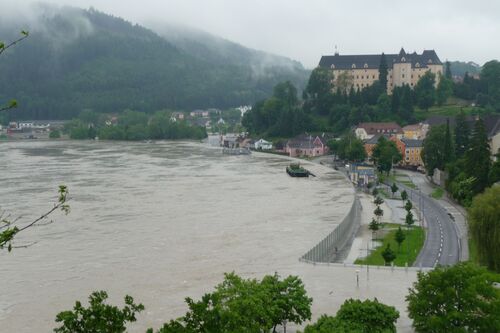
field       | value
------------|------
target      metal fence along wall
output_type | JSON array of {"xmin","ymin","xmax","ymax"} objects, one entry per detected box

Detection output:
[{"xmin": 300, "ymin": 196, "xmax": 360, "ymax": 263}]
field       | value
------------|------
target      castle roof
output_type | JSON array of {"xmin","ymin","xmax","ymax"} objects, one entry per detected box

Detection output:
[{"xmin": 319, "ymin": 49, "xmax": 442, "ymax": 70}]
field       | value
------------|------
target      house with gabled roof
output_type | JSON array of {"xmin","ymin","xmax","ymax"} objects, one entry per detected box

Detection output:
[{"xmin": 285, "ymin": 134, "xmax": 329, "ymax": 157}]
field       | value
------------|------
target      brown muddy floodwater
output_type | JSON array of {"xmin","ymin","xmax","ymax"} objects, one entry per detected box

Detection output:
[{"xmin": 0, "ymin": 140, "xmax": 416, "ymax": 332}]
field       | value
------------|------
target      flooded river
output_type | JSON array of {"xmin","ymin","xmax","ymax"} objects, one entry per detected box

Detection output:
[{"xmin": 0, "ymin": 140, "xmax": 416, "ymax": 332}]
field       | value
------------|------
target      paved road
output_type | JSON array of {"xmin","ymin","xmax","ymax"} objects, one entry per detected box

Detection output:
[{"xmin": 397, "ymin": 183, "xmax": 460, "ymax": 267}]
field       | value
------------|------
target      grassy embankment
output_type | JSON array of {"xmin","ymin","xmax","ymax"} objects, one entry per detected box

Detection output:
[
  {"xmin": 413, "ymin": 102, "xmax": 487, "ymax": 122},
  {"xmin": 355, "ymin": 223, "xmax": 425, "ymax": 267},
  {"xmin": 379, "ymin": 172, "xmax": 418, "ymax": 191},
  {"xmin": 431, "ymin": 187, "xmax": 444, "ymax": 199}
]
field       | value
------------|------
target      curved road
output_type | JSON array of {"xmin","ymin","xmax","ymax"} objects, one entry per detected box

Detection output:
[{"xmin": 398, "ymin": 184, "xmax": 460, "ymax": 267}]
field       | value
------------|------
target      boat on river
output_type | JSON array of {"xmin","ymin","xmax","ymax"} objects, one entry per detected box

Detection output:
[{"xmin": 286, "ymin": 164, "xmax": 310, "ymax": 177}]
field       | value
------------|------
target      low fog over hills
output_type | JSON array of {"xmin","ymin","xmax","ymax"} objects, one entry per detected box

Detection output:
[{"xmin": 0, "ymin": 4, "xmax": 309, "ymax": 120}]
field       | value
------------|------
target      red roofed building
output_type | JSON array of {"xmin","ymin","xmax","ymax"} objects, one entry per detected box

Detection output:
[{"xmin": 355, "ymin": 122, "xmax": 403, "ymax": 140}]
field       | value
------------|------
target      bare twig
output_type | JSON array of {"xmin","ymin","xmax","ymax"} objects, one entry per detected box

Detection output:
[
  {"xmin": 0, "ymin": 31, "xmax": 29, "ymax": 56},
  {"xmin": 0, "ymin": 31, "xmax": 29, "ymax": 113},
  {"xmin": 0, "ymin": 185, "xmax": 70, "ymax": 252},
  {"xmin": 11, "ymin": 241, "xmax": 38, "ymax": 249}
]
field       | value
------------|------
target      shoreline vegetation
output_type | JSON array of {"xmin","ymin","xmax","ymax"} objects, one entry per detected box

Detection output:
[{"xmin": 65, "ymin": 110, "xmax": 207, "ymax": 141}]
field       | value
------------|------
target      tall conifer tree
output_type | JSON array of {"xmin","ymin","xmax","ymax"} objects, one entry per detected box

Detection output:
[
  {"xmin": 454, "ymin": 111, "xmax": 470, "ymax": 157},
  {"xmin": 379, "ymin": 53, "xmax": 388, "ymax": 90},
  {"xmin": 465, "ymin": 118, "xmax": 491, "ymax": 193},
  {"xmin": 445, "ymin": 61, "xmax": 452, "ymax": 79},
  {"xmin": 444, "ymin": 119, "xmax": 455, "ymax": 163}
]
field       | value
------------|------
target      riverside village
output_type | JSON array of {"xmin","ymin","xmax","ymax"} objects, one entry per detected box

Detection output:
[{"xmin": 1, "ymin": 2, "xmax": 500, "ymax": 333}]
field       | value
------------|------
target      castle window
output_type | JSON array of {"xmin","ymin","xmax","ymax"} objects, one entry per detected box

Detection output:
[
  {"xmin": 411, "ymin": 75, "xmax": 413, "ymax": 79},
  {"xmin": 356, "ymin": 75, "xmax": 359, "ymax": 79},
  {"xmin": 352, "ymin": 64, "xmax": 356, "ymax": 68},
  {"xmin": 361, "ymin": 76, "xmax": 364, "ymax": 79},
  {"xmin": 428, "ymin": 59, "xmax": 433, "ymax": 64},
  {"xmin": 331, "ymin": 64, "xmax": 335, "ymax": 69},
  {"xmin": 411, "ymin": 83, "xmax": 414, "ymax": 86},
  {"xmin": 402, "ymin": 74, "xmax": 405, "ymax": 78},
  {"xmin": 401, "ymin": 57, "xmax": 406, "ymax": 62},
  {"xmin": 361, "ymin": 83, "xmax": 364, "ymax": 87},
  {"xmin": 373, "ymin": 75, "xmax": 375, "ymax": 79},
  {"xmin": 364, "ymin": 63, "xmax": 368, "ymax": 68},
  {"xmin": 416, "ymin": 62, "xmax": 420, "ymax": 68},
  {"xmin": 390, "ymin": 75, "xmax": 392, "ymax": 79}
]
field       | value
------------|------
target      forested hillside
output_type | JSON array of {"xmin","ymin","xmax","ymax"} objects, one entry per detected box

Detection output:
[
  {"xmin": 0, "ymin": 6, "xmax": 309, "ymax": 120},
  {"xmin": 449, "ymin": 61, "xmax": 481, "ymax": 77}
]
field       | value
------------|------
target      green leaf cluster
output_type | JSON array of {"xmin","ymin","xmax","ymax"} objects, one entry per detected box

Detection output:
[
  {"xmin": 151, "ymin": 272, "xmax": 312, "ymax": 333},
  {"xmin": 54, "ymin": 291, "xmax": 144, "ymax": 333},
  {"xmin": 302, "ymin": 298, "xmax": 399, "ymax": 333},
  {"xmin": 468, "ymin": 186, "xmax": 500, "ymax": 272},
  {"xmin": 372, "ymin": 137, "xmax": 402, "ymax": 174},
  {"xmin": 407, "ymin": 262, "xmax": 500, "ymax": 332}
]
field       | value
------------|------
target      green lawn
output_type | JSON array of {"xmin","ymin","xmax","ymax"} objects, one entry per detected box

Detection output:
[
  {"xmin": 431, "ymin": 187, "xmax": 444, "ymax": 199},
  {"xmin": 355, "ymin": 224, "xmax": 425, "ymax": 267},
  {"xmin": 413, "ymin": 104, "xmax": 487, "ymax": 122},
  {"xmin": 378, "ymin": 188, "xmax": 391, "ymax": 199}
]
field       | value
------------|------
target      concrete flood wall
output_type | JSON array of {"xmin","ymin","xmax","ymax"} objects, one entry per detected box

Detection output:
[{"xmin": 300, "ymin": 196, "xmax": 361, "ymax": 263}]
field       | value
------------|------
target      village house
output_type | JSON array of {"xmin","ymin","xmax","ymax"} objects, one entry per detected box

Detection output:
[
  {"xmin": 362, "ymin": 134, "xmax": 423, "ymax": 167},
  {"xmin": 190, "ymin": 110, "xmax": 209, "ymax": 118},
  {"xmin": 355, "ymin": 122, "xmax": 403, "ymax": 140},
  {"xmin": 348, "ymin": 163, "xmax": 376, "ymax": 187},
  {"xmin": 363, "ymin": 134, "xmax": 385, "ymax": 158},
  {"xmin": 254, "ymin": 139, "xmax": 273, "ymax": 150},
  {"xmin": 319, "ymin": 48, "xmax": 443, "ymax": 94},
  {"xmin": 401, "ymin": 138, "xmax": 424, "ymax": 167},
  {"xmin": 171, "ymin": 112, "xmax": 185, "ymax": 120},
  {"xmin": 402, "ymin": 123, "xmax": 429, "ymax": 140},
  {"xmin": 285, "ymin": 134, "xmax": 329, "ymax": 157}
]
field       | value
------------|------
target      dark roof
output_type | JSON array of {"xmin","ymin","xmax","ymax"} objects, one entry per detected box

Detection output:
[
  {"xmin": 364, "ymin": 134, "xmax": 390, "ymax": 144},
  {"xmin": 358, "ymin": 122, "xmax": 403, "ymax": 135},
  {"xmin": 319, "ymin": 48, "xmax": 442, "ymax": 70},
  {"xmin": 287, "ymin": 134, "xmax": 322, "ymax": 149},
  {"xmin": 402, "ymin": 138, "xmax": 423, "ymax": 148},
  {"xmin": 424, "ymin": 114, "xmax": 500, "ymax": 138},
  {"xmin": 483, "ymin": 115, "xmax": 500, "ymax": 138}
]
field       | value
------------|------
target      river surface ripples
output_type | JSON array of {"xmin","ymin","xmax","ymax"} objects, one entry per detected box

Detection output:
[{"xmin": 0, "ymin": 140, "xmax": 354, "ymax": 332}]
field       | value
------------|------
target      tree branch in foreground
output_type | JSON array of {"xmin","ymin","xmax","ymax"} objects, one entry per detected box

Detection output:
[{"xmin": 0, "ymin": 185, "xmax": 70, "ymax": 252}]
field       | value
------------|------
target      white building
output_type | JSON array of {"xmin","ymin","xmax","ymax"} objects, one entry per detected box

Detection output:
[{"xmin": 254, "ymin": 139, "xmax": 273, "ymax": 150}]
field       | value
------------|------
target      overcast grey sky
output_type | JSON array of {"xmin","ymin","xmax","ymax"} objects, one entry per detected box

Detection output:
[{"xmin": 3, "ymin": 0, "xmax": 500, "ymax": 68}]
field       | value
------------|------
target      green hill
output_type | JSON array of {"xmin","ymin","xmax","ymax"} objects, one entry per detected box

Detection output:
[{"xmin": 0, "ymin": 5, "xmax": 309, "ymax": 120}]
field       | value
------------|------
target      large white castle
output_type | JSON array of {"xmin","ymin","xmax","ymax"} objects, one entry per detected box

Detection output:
[{"xmin": 319, "ymin": 48, "xmax": 444, "ymax": 93}]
